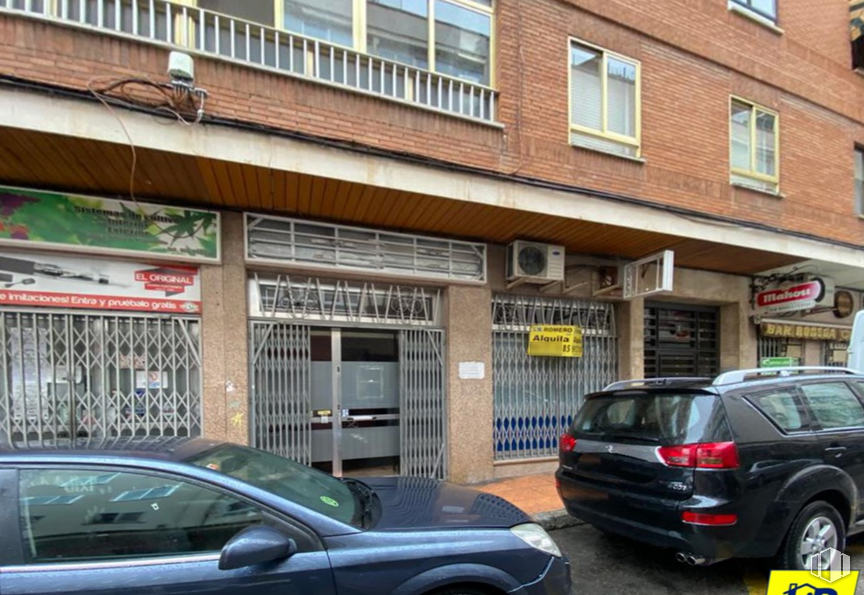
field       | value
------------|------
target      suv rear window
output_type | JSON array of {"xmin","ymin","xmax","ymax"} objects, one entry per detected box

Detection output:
[{"xmin": 572, "ymin": 392, "xmax": 726, "ymax": 445}]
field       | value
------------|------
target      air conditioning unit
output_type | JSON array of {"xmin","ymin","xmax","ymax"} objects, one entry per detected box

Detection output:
[{"xmin": 506, "ymin": 241, "xmax": 565, "ymax": 283}]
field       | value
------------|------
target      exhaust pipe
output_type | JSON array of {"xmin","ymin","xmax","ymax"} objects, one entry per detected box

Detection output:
[{"xmin": 675, "ymin": 552, "xmax": 708, "ymax": 566}]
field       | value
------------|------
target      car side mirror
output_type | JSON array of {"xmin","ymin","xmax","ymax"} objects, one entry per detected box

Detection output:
[{"xmin": 218, "ymin": 526, "xmax": 297, "ymax": 571}]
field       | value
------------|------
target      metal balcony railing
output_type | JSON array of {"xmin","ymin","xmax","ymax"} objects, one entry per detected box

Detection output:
[{"xmin": 0, "ymin": 0, "xmax": 499, "ymax": 124}]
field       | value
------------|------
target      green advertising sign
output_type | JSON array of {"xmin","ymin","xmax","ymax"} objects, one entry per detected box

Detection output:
[
  {"xmin": 0, "ymin": 186, "xmax": 220, "ymax": 262},
  {"xmin": 760, "ymin": 357, "xmax": 799, "ymax": 368}
]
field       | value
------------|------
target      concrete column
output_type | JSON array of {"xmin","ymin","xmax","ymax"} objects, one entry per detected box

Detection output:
[
  {"xmin": 803, "ymin": 340, "xmax": 822, "ymax": 366},
  {"xmin": 618, "ymin": 297, "xmax": 644, "ymax": 379},
  {"xmin": 200, "ymin": 212, "xmax": 249, "ymax": 445},
  {"xmin": 720, "ymin": 302, "xmax": 757, "ymax": 371},
  {"xmin": 446, "ymin": 284, "xmax": 494, "ymax": 484}
]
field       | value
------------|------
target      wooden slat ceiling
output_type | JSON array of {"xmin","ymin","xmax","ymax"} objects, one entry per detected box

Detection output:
[{"xmin": 0, "ymin": 127, "xmax": 802, "ymax": 275}]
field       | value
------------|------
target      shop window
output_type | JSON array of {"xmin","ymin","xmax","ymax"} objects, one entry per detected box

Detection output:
[
  {"xmin": 569, "ymin": 40, "xmax": 641, "ymax": 158},
  {"xmin": 730, "ymin": 98, "xmax": 779, "ymax": 193},
  {"xmin": 729, "ymin": 0, "xmax": 777, "ymax": 24}
]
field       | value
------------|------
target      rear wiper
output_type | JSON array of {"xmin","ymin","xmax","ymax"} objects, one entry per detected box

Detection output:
[{"xmin": 341, "ymin": 477, "xmax": 374, "ymax": 529}]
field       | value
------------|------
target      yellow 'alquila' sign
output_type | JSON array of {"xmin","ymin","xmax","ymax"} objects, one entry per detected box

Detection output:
[{"xmin": 527, "ymin": 325, "xmax": 583, "ymax": 357}]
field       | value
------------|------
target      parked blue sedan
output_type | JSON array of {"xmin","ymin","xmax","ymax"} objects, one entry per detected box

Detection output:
[{"xmin": 0, "ymin": 438, "xmax": 571, "ymax": 595}]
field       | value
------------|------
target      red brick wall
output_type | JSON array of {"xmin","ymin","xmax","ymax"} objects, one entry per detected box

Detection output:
[{"xmin": 1, "ymin": 0, "xmax": 863, "ymax": 246}]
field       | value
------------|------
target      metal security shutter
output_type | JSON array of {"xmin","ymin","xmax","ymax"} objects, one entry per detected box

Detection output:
[
  {"xmin": 0, "ymin": 311, "xmax": 202, "ymax": 444},
  {"xmin": 644, "ymin": 303, "xmax": 718, "ymax": 378},
  {"xmin": 399, "ymin": 329, "xmax": 446, "ymax": 479},
  {"xmin": 249, "ymin": 322, "xmax": 312, "ymax": 464},
  {"xmin": 492, "ymin": 296, "xmax": 618, "ymax": 461},
  {"xmin": 758, "ymin": 335, "xmax": 802, "ymax": 364}
]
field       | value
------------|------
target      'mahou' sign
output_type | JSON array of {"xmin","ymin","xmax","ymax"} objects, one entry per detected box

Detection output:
[
  {"xmin": 755, "ymin": 280, "xmax": 827, "ymax": 315},
  {"xmin": 527, "ymin": 325, "xmax": 583, "ymax": 357}
]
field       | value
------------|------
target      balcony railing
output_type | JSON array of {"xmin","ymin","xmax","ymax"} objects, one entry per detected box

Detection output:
[{"xmin": 0, "ymin": 0, "xmax": 499, "ymax": 124}]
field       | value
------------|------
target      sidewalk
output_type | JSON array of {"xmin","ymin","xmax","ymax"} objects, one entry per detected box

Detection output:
[{"xmin": 476, "ymin": 473, "xmax": 582, "ymax": 531}]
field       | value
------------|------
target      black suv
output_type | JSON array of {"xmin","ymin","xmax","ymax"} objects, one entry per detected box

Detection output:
[{"xmin": 555, "ymin": 367, "xmax": 864, "ymax": 569}]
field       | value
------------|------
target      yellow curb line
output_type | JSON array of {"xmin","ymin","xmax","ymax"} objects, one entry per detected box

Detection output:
[{"xmin": 744, "ymin": 570, "xmax": 768, "ymax": 595}]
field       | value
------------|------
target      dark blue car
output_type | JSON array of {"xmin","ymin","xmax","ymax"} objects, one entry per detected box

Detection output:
[{"xmin": 0, "ymin": 438, "xmax": 570, "ymax": 595}]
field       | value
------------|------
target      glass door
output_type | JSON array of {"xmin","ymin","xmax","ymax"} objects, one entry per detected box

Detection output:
[{"xmin": 310, "ymin": 328, "xmax": 400, "ymax": 477}]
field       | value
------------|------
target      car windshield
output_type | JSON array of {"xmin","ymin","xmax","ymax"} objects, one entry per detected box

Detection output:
[
  {"xmin": 572, "ymin": 391, "xmax": 726, "ymax": 445},
  {"xmin": 186, "ymin": 444, "xmax": 360, "ymax": 528}
]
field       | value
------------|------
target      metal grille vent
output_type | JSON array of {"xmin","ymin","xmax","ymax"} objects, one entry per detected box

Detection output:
[{"xmin": 246, "ymin": 214, "xmax": 486, "ymax": 283}]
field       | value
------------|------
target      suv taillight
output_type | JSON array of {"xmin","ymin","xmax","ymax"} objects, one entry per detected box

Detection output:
[
  {"xmin": 658, "ymin": 442, "xmax": 739, "ymax": 469},
  {"xmin": 560, "ymin": 433, "xmax": 577, "ymax": 453}
]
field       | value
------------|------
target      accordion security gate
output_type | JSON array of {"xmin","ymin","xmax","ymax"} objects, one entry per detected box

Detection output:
[
  {"xmin": 250, "ymin": 325, "xmax": 446, "ymax": 479},
  {"xmin": 0, "ymin": 310, "xmax": 202, "ymax": 443},
  {"xmin": 492, "ymin": 295, "xmax": 618, "ymax": 461}
]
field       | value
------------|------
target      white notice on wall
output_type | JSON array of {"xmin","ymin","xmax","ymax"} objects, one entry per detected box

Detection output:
[{"xmin": 459, "ymin": 362, "xmax": 485, "ymax": 380}]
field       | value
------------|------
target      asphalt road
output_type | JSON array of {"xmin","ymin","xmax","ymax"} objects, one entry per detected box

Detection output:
[{"xmin": 551, "ymin": 524, "xmax": 864, "ymax": 595}]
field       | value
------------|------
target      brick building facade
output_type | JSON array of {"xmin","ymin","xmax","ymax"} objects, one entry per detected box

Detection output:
[{"xmin": 0, "ymin": 0, "xmax": 862, "ymax": 483}]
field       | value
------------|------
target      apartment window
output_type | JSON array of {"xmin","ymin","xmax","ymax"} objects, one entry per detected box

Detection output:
[
  {"xmin": 730, "ymin": 98, "xmax": 779, "ymax": 193},
  {"xmin": 198, "ymin": 0, "xmax": 275, "ymax": 26},
  {"xmin": 284, "ymin": 0, "xmax": 354, "ymax": 48},
  {"xmin": 856, "ymin": 148, "xmax": 864, "ymax": 215},
  {"xmin": 280, "ymin": 0, "xmax": 493, "ymax": 85},
  {"xmin": 569, "ymin": 40, "xmax": 640, "ymax": 158},
  {"xmin": 729, "ymin": 0, "xmax": 777, "ymax": 23}
]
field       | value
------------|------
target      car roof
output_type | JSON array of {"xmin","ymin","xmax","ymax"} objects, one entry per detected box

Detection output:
[
  {"xmin": 598, "ymin": 368, "xmax": 864, "ymax": 396},
  {"xmin": 0, "ymin": 436, "xmax": 226, "ymax": 463}
]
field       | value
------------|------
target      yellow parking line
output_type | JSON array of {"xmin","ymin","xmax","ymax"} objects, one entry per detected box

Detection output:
[{"xmin": 744, "ymin": 570, "xmax": 768, "ymax": 595}]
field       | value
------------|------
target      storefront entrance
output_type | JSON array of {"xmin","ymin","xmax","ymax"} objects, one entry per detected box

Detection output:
[
  {"xmin": 644, "ymin": 303, "xmax": 719, "ymax": 378},
  {"xmin": 309, "ymin": 328, "xmax": 401, "ymax": 476},
  {"xmin": 248, "ymin": 275, "xmax": 447, "ymax": 479},
  {"xmin": 0, "ymin": 310, "xmax": 202, "ymax": 443}
]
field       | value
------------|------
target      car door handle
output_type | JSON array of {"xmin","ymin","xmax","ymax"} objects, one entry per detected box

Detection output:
[{"xmin": 825, "ymin": 446, "xmax": 848, "ymax": 456}]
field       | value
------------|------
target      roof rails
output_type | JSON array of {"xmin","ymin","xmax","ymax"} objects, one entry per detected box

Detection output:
[
  {"xmin": 604, "ymin": 377, "xmax": 712, "ymax": 391},
  {"xmin": 712, "ymin": 366, "xmax": 862, "ymax": 386}
]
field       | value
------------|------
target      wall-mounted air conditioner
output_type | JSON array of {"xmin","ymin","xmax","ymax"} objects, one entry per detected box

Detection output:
[{"xmin": 506, "ymin": 241, "xmax": 565, "ymax": 284}]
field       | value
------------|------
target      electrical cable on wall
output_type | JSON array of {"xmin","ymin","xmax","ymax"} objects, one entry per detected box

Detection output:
[{"xmin": 84, "ymin": 72, "xmax": 210, "ymax": 241}]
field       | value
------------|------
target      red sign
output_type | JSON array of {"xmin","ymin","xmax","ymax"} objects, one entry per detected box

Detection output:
[
  {"xmin": 0, "ymin": 291, "xmax": 201, "ymax": 313},
  {"xmin": 755, "ymin": 280, "xmax": 825, "ymax": 315},
  {"xmin": 135, "ymin": 267, "xmax": 197, "ymax": 296},
  {"xmin": 0, "ymin": 250, "xmax": 202, "ymax": 314}
]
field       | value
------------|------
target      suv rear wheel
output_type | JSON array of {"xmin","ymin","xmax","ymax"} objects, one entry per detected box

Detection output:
[{"xmin": 776, "ymin": 501, "xmax": 845, "ymax": 570}]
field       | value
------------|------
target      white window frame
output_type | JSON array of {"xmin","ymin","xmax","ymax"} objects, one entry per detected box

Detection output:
[
  {"xmin": 568, "ymin": 37, "xmax": 642, "ymax": 157},
  {"xmin": 728, "ymin": 0, "xmax": 778, "ymax": 24},
  {"xmin": 729, "ymin": 96, "xmax": 780, "ymax": 191}
]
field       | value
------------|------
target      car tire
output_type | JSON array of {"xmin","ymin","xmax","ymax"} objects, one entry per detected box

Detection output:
[{"xmin": 776, "ymin": 500, "xmax": 846, "ymax": 571}]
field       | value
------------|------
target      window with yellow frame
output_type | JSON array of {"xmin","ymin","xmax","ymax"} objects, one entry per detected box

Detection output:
[
  {"xmin": 730, "ymin": 97, "xmax": 779, "ymax": 193},
  {"xmin": 569, "ymin": 39, "xmax": 641, "ymax": 159},
  {"xmin": 195, "ymin": 0, "xmax": 494, "ymax": 86}
]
